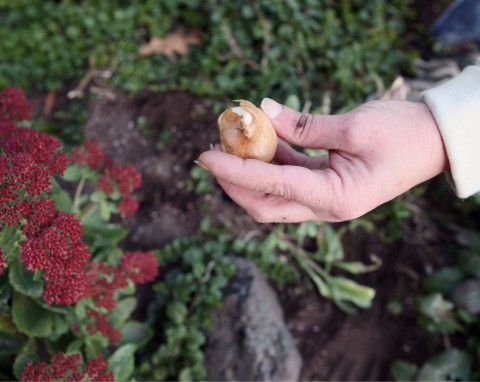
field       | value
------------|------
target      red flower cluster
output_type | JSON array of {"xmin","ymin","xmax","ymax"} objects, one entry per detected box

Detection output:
[
  {"xmin": 0, "ymin": 248, "xmax": 6, "ymax": 274},
  {"xmin": 0, "ymin": 87, "xmax": 32, "ymax": 123},
  {"xmin": 72, "ymin": 142, "xmax": 141, "ymax": 217},
  {"xmin": 83, "ymin": 251, "xmax": 158, "ymax": 344},
  {"xmin": 21, "ymin": 352, "xmax": 114, "ymax": 382},
  {"xmin": 86, "ymin": 308, "xmax": 122, "ymax": 345},
  {"xmin": 121, "ymin": 251, "xmax": 160, "ymax": 284},
  {"xmin": 0, "ymin": 87, "xmax": 90, "ymax": 304},
  {"xmin": 72, "ymin": 141, "xmax": 109, "ymax": 170},
  {"xmin": 21, "ymin": 211, "xmax": 90, "ymax": 305}
]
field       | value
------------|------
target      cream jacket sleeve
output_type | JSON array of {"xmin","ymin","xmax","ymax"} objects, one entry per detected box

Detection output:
[{"xmin": 422, "ymin": 65, "xmax": 480, "ymax": 198}]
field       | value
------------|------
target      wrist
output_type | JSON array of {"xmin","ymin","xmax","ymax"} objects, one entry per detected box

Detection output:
[{"xmin": 418, "ymin": 101, "xmax": 449, "ymax": 175}]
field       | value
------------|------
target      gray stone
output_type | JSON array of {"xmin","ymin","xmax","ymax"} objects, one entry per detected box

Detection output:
[{"xmin": 204, "ymin": 257, "xmax": 302, "ymax": 381}]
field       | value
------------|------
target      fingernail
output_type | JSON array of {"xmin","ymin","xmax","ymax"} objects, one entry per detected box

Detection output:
[
  {"xmin": 194, "ymin": 159, "xmax": 210, "ymax": 172},
  {"xmin": 261, "ymin": 98, "xmax": 282, "ymax": 119}
]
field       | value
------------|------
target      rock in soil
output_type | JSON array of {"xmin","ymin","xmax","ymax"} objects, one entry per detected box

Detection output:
[{"xmin": 204, "ymin": 256, "xmax": 302, "ymax": 381}]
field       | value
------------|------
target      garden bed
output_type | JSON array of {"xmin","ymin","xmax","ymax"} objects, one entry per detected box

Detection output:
[{"xmin": 63, "ymin": 88, "xmax": 457, "ymax": 380}]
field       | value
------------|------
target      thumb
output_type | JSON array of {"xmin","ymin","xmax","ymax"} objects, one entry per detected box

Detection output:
[{"xmin": 260, "ymin": 98, "xmax": 344, "ymax": 150}]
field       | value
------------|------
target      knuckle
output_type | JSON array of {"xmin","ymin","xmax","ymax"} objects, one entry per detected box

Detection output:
[
  {"xmin": 292, "ymin": 112, "xmax": 316, "ymax": 140},
  {"xmin": 341, "ymin": 104, "xmax": 379, "ymax": 148},
  {"xmin": 341, "ymin": 113, "xmax": 364, "ymax": 146}
]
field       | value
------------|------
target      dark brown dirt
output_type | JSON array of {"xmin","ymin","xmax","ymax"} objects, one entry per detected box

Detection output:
[{"xmin": 62, "ymin": 89, "xmax": 455, "ymax": 381}]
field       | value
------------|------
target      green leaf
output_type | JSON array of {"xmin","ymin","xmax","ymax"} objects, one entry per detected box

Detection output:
[
  {"xmin": 110, "ymin": 297, "xmax": 137, "ymax": 326},
  {"xmin": 322, "ymin": 224, "xmax": 344, "ymax": 263},
  {"xmin": 386, "ymin": 300, "xmax": 403, "ymax": 316},
  {"xmin": 13, "ymin": 353, "xmax": 38, "ymax": 380},
  {"xmin": 0, "ymin": 315, "xmax": 17, "ymax": 335},
  {"xmin": 8, "ymin": 261, "xmax": 43, "ymax": 299},
  {"xmin": 390, "ymin": 359, "xmax": 417, "ymax": 381},
  {"xmin": 422, "ymin": 267, "xmax": 464, "ymax": 295},
  {"xmin": 118, "ymin": 321, "xmax": 153, "ymax": 348},
  {"xmin": 0, "ymin": 274, "xmax": 10, "ymax": 305},
  {"xmin": 416, "ymin": 348, "xmax": 471, "ymax": 381},
  {"xmin": 48, "ymin": 314, "xmax": 70, "ymax": 341},
  {"xmin": 330, "ymin": 276, "xmax": 375, "ymax": 310},
  {"xmin": 66, "ymin": 339, "xmax": 83, "ymax": 353},
  {"xmin": 179, "ymin": 367, "xmax": 193, "ymax": 382},
  {"xmin": 458, "ymin": 251, "xmax": 480, "ymax": 278},
  {"xmin": 416, "ymin": 294, "xmax": 462, "ymax": 333},
  {"xmin": 11, "ymin": 292, "xmax": 54, "ymax": 337},
  {"xmin": 37, "ymin": 300, "xmax": 70, "ymax": 315},
  {"xmin": 74, "ymin": 298, "xmax": 87, "ymax": 321},
  {"xmin": 334, "ymin": 259, "xmax": 381, "ymax": 274},
  {"xmin": 295, "ymin": 222, "xmax": 318, "ymax": 244},
  {"xmin": 186, "ymin": 327, "xmax": 206, "ymax": 347},
  {"xmin": 83, "ymin": 223, "xmax": 128, "ymax": 248},
  {"xmin": 107, "ymin": 344, "xmax": 136, "ymax": 381},
  {"xmin": 307, "ymin": 269, "xmax": 331, "ymax": 298},
  {"xmin": 90, "ymin": 191, "xmax": 106, "ymax": 203},
  {"xmin": 416, "ymin": 294, "xmax": 454, "ymax": 322},
  {"xmin": 166, "ymin": 325, "xmax": 187, "ymax": 343},
  {"xmin": 0, "ymin": 225, "xmax": 22, "ymax": 261},
  {"xmin": 85, "ymin": 335, "xmax": 109, "ymax": 359},
  {"xmin": 62, "ymin": 163, "xmax": 82, "ymax": 181},
  {"xmin": 50, "ymin": 177, "xmax": 73, "ymax": 212},
  {"xmin": 100, "ymin": 201, "xmax": 112, "ymax": 221},
  {"xmin": 0, "ymin": 331, "xmax": 26, "ymax": 355},
  {"xmin": 166, "ymin": 300, "xmax": 188, "ymax": 325}
]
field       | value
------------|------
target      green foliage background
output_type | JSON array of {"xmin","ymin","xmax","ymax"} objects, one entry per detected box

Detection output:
[{"xmin": 0, "ymin": 0, "xmax": 413, "ymax": 110}]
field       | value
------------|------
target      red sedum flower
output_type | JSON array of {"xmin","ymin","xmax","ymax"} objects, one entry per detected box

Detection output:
[
  {"xmin": 71, "ymin": 141, "xmax": 109, "ymax": 170},
  {"xmin": 86, "ymin": 308, "xmax": 122, "ymax": 345},
  {"xmin": 0, "ymin": 87, "xmax": 32, "ymax": 123},
  {"xmin": 121, "ymin": 251, "xmax": 159, "ymax": 284},
  {"xmin": 71, "ymin": 140, "xmax": 142, "ymax": 219},
  {"xmin": 83, "ymin": 252, "xmax": 158, "ymax": 344},
  {"xmin": 20, "ymin": 211, "xmax": 90, "ymax": 304},
  {"xmin": 0, "ymin": 249, "xmax": 6, "ymax": 274},
  {"xmin": 21, "ymin": 352, "xmax": 114, "ymax": 382},
  {"xmin": 0, "ymin": 87, "xmax": 89, "ymax": 303},
  {"xmin": 118, "ymin": 196, "xmax": 139, "ymax": 217}
]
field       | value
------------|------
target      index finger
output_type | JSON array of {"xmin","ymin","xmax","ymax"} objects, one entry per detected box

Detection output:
[{"xmin": 197, "ymin": 150, "xmax": 341, "ymax": 210}]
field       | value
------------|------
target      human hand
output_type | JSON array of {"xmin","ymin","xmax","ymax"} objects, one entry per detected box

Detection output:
[{"xmin": 196, "ymin": 98, "xmax": 448, "ymax": 222}]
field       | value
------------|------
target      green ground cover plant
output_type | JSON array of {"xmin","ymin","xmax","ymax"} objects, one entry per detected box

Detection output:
[{"xmin": 0, "ymin": 0, "xmax": 414, "ymax": 110}]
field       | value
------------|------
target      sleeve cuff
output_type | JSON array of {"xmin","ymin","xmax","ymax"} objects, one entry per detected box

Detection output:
[{"xmin": 422, "ymin": 65, "xmax": 480, "ymax": 198}]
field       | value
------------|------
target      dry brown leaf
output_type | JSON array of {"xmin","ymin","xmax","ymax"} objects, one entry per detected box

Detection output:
[
  {"xmin": 42, "ymin": 90, "xmax": 57, "ymax": 116},
  {"xmin": 138, "ymin": 26, "xmax": 201, "ymax": 57}
]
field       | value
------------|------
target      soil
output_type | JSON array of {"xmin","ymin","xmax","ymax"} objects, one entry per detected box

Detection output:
[{"xmin": 54, "ymin": 88, "xmax": 454, "ymax": 381}]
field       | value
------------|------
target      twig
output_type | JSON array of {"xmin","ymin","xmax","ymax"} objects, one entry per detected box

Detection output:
[
  {"xmin": 219, "ymin": 23, "xmax": 261, "ymax": 70},
  {"xmin": 90, "ymin": 86, "xmax": 117, "ymax": 101},
  {"xmin": 200, "ymin": 260, "xmax": 216, "ymax": 283},
  {"xmin": 68, "ymin": 69, "xmax": 112, "ymax": 99}
]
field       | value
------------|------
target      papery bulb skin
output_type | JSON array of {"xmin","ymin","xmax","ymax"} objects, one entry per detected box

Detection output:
[{"xmin": 217, "ymin": 99, "xmax": 278, "ymax": 163}]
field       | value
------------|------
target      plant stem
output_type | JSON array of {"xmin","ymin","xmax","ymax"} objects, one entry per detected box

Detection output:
[
  {"xmin": 78, "ymin": 202, "xmax": 97, "ymax": 222},
  {"xmin": 72, "ymin": 175, "xmax": 86, "ymax": 212}
]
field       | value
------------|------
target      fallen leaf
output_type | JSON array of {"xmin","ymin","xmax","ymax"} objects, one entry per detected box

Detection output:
[
  {"xmin": 42, "ymin": 90, "xmax": 57, "ymax": 116},
  {"xmin": 138, "ymin": 26, "xmax": 201, "ymax": 57}
]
